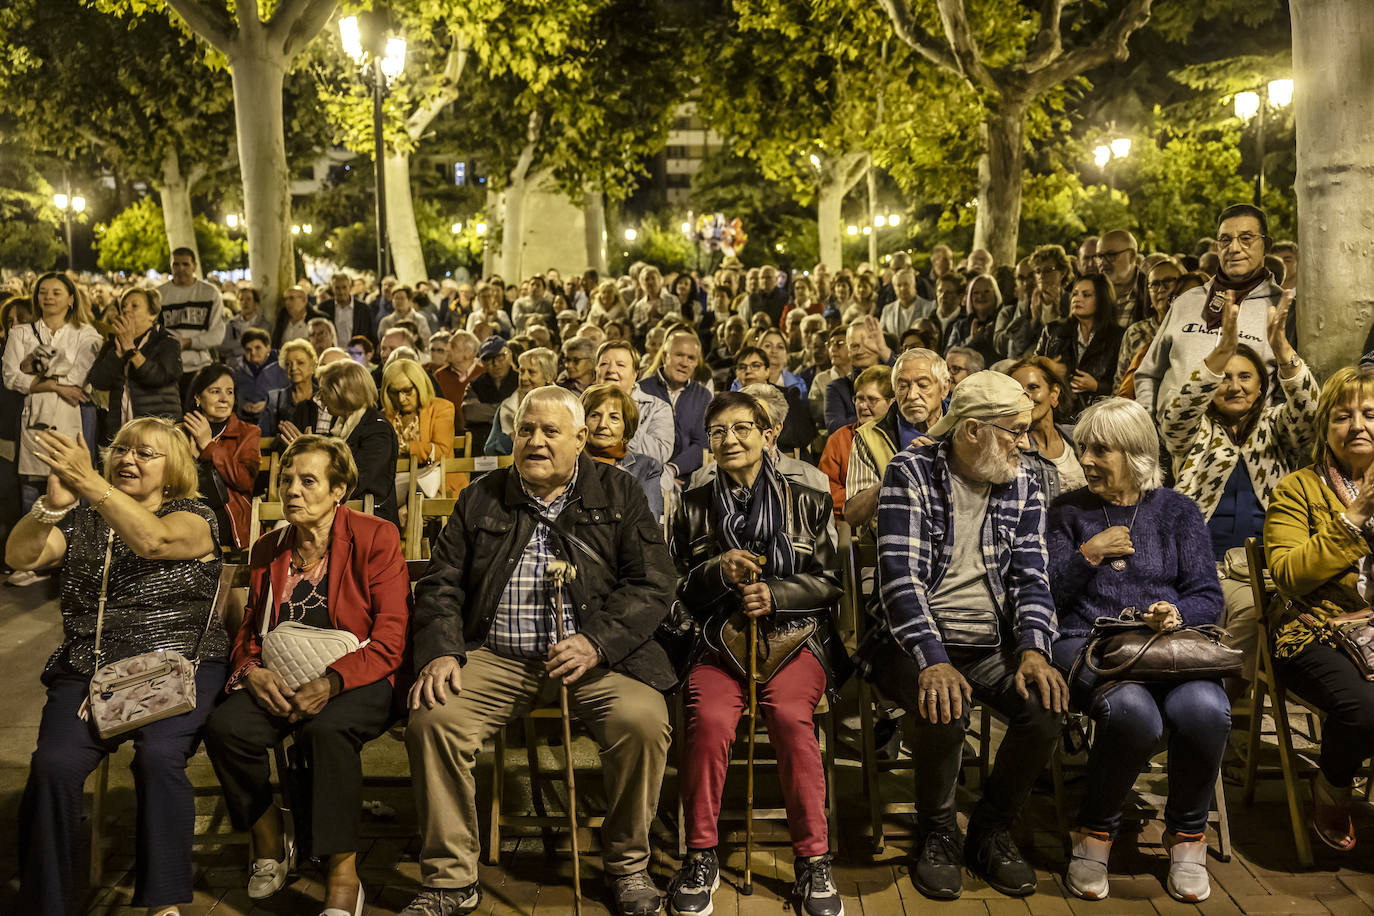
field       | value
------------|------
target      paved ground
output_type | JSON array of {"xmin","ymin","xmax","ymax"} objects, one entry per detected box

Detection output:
[{"xmin": 3, "ymin": 578, "xmax": 1374, "ymax": 915}]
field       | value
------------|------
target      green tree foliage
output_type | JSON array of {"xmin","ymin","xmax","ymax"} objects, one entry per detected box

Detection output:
[
  {"xmin": 0, "ymin": 147, "xmax": 63, "ymax": 270},
  {"xmin": 96, "ymin": 197, "xmax": 241, "ymax": 273}
]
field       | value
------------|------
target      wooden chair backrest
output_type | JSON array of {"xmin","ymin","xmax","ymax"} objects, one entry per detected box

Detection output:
[
  {"xmin": 248, "ymin": 494, "xmax": 374, "ymax": 545},
  {"xmin": 403, "ymin": 455, "xmax": 515, "ymax": 559}
]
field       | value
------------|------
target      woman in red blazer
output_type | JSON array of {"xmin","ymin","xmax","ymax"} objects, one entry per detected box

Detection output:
[
  {"xmin": 182, "ymin": 363, "xmax": 261, "ymax": 549},
  {"xmin": 204, "ymin": 435, "xmax": 411, "ymax": 916}
]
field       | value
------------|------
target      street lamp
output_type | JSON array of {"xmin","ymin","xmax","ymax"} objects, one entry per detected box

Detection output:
[
  {"xmin": 53, "ymin": 191, "xmax": 85, "ymax": 270},
  {"xmin": 339, "ymin": 11, "xmax": 407, "ymax": 280},
  {"xmin": 1234, "ymin": 79, "xmax": 1294, "ymax": 206},
  {"xmin": 1092, "ymin": 137, "xmax": 1132, "ymax": 186},
  {"xmin": 624, "ymin": 228, "xmax": 638, "ymax": 242}
]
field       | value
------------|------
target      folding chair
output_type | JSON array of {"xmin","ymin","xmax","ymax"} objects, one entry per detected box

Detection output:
[
  {"xmin": 248, "ymin": 494, "xmax": 373, "ymax": 544},
  {"xmin": 404, "ymin": 455, "xmax": 514, "ymax": 559}
]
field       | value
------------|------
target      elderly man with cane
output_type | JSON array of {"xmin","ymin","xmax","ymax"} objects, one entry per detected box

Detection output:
[{"xmin": 401, "ymin": 385, "xmax": 677, "ymax": 916}]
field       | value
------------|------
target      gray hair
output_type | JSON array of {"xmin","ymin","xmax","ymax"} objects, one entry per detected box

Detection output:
[
  {"xmin": 515, "ymin": 384, "xmax": 586, "ymax": 430},
  {"xmin": 386, "ymin": 345, "xmax": 418, "ymax": 366},
  {"xmin": 449, "ymin": 329, "xmax": 480, "ymax": 355},
  {"xmin": 740, "ymin": 382, "xmax": 788, "ymax": 429},
  {"xmin": 562, "ymin": 336, "xmax": 595, "ymax": 360},
  {"xmin": 893, "ymin": 347, "xmax": 951, "ymax": 390},
  {"xmin": 518, "ymin": 346, "xmax": 559, "ymax": 385},
  {"xmin": 945, "ymin": 345, "xmax": 985, "ymax": 372},
  {"xmin": 1074, "ymin": 397, "xmax": 1162, "ymax": 490}
]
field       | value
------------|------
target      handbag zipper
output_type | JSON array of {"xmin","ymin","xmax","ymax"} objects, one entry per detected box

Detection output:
[{"xmin": 100, "ymin": 660, "xmax": 176, "ymax": 695}]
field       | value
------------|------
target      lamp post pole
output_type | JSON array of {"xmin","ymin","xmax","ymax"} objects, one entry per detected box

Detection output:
[
  {"xmin": 372, "ymin": 57, "xmax": 389, "ymax": 281},
  {"xmin": 1254, "ymin": 82, "xmax": 1268, "ymax": 207}
]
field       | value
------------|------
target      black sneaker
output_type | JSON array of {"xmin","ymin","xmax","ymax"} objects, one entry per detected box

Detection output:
[
  {"xmin": 965, "ymin": 828, "xmax": 1037, "ymax": 897},
  {"xmin": 607, "ymin": 868, "xmax": 663, "ymax": 916},
  {"xmin": 398, "ymin": 884, "xmax": 482, "ymax": 916},
  {"xmin": 668, "ymin": 849, "xmax": 719, "ymax": 915},
  {"xmin": 911, "ymin": 831, "xmax": 963, "ymax": 899},
  {"xmin": 794, "ymin": 853, "xmax": 844, "ymax": 916}
]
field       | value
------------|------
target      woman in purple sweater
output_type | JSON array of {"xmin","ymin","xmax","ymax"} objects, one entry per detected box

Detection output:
[{"xmin": 1045, "ymin": 398, "xmax": 1227, "ymax": 905}]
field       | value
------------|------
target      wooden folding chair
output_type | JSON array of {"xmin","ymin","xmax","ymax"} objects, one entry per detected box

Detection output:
[
  {"xmin": 248, "ymin": 494, "xmax": 373, "ymax": 544},
  {"xmin": 404, "ymin": 455, "xmax": 514, "ymax": 559}
]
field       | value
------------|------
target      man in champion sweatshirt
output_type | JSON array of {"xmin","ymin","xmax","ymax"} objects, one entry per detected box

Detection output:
[{"xmin": 1135, "ymin": 204, "xmax": 1282, "ymax": 418}]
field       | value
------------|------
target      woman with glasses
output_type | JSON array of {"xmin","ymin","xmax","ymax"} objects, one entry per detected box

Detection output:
[
  {"xmin": 666, "ymin": 390, "xmax": 847, "ymax": 916},
  {"xmin": 6, "ymin": 417, "xmax": 226, "ymax": 916},
  {"xmin": 381, "ymin": 357, "xmax": 459, "ymax": 501}
]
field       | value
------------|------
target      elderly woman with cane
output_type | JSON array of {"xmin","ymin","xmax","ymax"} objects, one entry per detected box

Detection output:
[{"xmin": 667, "ymin": 389, "xmax": 847, "ymax": 916}]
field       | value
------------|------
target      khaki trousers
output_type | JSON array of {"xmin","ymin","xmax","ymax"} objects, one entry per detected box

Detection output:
[{"xmin": 405, "ymin": 647, "xmax": 671, "ymax": 888}]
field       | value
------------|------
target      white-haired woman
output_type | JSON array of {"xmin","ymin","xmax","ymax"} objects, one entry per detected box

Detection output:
[
  {"xmin": 486, "ymin": 347, "xmax": 558, "ymax": 456},
  {"xmin": 1046, "ymin": 398, "xmax": 1228, "ymax": 904}
]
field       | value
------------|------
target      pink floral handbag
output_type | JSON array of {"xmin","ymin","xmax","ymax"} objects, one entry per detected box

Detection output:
[{"xmin": 84, "ymin": 529, "xmax": 218, "ymax": 739}]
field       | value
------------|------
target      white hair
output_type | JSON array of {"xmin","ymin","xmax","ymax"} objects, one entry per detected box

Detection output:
[
  {"xmin": 518, "ymin": 346, "xmax": 559, "ymax": 385},
  {"xmin": 1074, "ymin": 397, "xmax": 1162, "ymax": 490},
  {"xmin": 515, "ymin": 385, "xmax": 586, "ymax": 430},
  {"xmin": 740, "ymin": 383, "xmax": 788, "ymax": 429},
  {"xmin": 944, "ymin": 345, "xmax": 985, "ymax": 372},
  {"xmin": 893, "ymin": 347, "xmax": 951, "ymax": 390}
]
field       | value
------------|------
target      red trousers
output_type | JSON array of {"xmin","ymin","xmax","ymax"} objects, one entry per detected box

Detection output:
[{"xmin": 681, "ymin": 648, "xmax": 829, "ymax": 857}]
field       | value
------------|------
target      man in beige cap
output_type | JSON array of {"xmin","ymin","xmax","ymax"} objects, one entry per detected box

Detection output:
[{"xmin": 856, "ymin": 370, "xmax": 1068, "ymax": 902}]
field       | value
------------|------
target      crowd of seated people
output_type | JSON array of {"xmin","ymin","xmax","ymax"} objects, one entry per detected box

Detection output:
[{"xmin": 7, "ymin": 202, "xmax": 1374, "ymax": 916}]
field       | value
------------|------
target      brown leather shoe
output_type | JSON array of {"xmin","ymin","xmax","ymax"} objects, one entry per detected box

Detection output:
[{"xmin": 1312, "ymin": 773, "xmax": 1356, "ymax": 851}]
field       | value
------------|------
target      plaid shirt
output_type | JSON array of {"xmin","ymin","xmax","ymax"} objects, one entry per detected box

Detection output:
[
  {"xmin": 858, "ymin": 440, "xmax": 1057, "ymax": 674},
  {"xmin": 487, "ymin": 467, "xmax": 580, "ymax": 660}
]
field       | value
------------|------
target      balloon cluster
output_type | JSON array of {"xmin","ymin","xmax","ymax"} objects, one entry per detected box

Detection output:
[{"xmin": 693, "ymin": 213, "xmax": 747, "ymax": 257}]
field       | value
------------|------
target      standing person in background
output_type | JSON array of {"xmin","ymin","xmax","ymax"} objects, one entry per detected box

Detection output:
[
  {"xmin": 2, "ymin": 272, "xmax": 103, "ymax": 523},
  {"xmin": 746, "ymin": 265, "xmax": 788, "ymax": 328},
  {"xmin": 220, "ymin": 286, "xmax": 271, "ymax": 364},
  {"xmin": 157, "ymin": 248, "xmax": 225, "ymax": 400},
  {"xmin": 0, "ymin": 295, "xmax": 35, "ymax": 562},
  {"xmin": 511, "ymin": 274, "xmax": 557, "ymax": 333},
  {"xmin": 809, "ymin": 329, "xmax": 851, "ymax": 430},
  {"xmin": 89, "ymin": 287, "xmax": 184, "ymax": 445},
  {"xmin": 629, "ymin": 266, "xmax": 682, "ymax": 343},
  {"xmin": 323, "ymin": 272, "xmax": 377, "ymax": 347},
  {"xmin": 272, "ymin": 285, "xmax": 323, "ymax": 348},
  {"xmin": 1093, "ymin": 230, "xmax": 1146, "ymax": 329},
  {"xmin": 880, "ymin": 269, "xmax": 931, "ymax": 344}
]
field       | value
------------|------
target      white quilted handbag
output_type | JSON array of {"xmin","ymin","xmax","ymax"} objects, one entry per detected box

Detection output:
[{"xmin": 258, "ymin": 579, "xmax": 369, "ymax": 690}]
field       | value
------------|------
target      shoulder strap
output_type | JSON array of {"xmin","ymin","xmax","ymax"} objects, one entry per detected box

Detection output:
[
  {"xmin": 518, "ymin": 501, "xmax": 614, "ymax": 579},
  {"xmin": 91, "ymin": 527, "xmax": 116, "ymax": 668}
]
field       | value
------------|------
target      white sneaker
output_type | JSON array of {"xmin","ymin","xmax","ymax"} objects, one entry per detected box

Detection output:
[
  {"xmin": 1065, "ymin": 829, "xmax": 1112, "ymax": 900},
  {"xmin": 319, "ymin": 883, "xmax": 364, "ymax": 916},
  {"xmin": 6, "ymin": 569, "xmax": 49, "ymax": 587},
  {"xmin": 1164, "ymin": 833, "xmax": 1211, "ymax": 903}
]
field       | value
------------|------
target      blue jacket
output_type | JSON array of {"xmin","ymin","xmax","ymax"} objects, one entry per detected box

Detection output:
[{"xmin": 638, "ymin": 371, "xmax": 711, "ymax": 479}]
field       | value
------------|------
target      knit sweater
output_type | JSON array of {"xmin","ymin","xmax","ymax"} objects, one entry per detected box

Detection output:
[
  {"xmin": 1160, "ymin": 361, "xmax": 1318, "ymax": 522},
  {"xmin": 1046, "ymin": 486, "xmax": 1223, "ymax": 638},
  {"xmin": 1134, "ymin": 277, "xmax": 1280, "ymax": 417}
]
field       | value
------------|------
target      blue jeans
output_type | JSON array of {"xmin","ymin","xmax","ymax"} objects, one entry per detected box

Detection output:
[{"xmin": 1054, "ymin": 637, "xmax": 1230, "ymax": 836}]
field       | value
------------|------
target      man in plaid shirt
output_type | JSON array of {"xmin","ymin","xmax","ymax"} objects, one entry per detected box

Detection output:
[{"xmin": 858, "ymin": 371, "xmax": 1069, "ymax": 903}]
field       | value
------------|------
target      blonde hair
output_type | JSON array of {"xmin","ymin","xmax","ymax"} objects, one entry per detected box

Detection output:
[
  {"xmin": 278, "ymin": 338, "xmax": 318, "ymax": 368},
  {"xmin": 119, "ymin": 286, "xmax": 162, "ymax": 317},
  {"xmin": 1314, "ymin": 365, "xmax": 1374, "ymax": 466},
  {"xmin": 103, "ymin": 417, "xmax": 199, "ymax": 499},
  {"xmin": 380, "ymin": 357, "xmax": 434, "ymax": 419},
  {"xmin": 317, "ymin": 357, "xmax": 378, "ymax": 414}
]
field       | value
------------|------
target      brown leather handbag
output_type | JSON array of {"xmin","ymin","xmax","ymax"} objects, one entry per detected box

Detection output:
[
  {"xmin": 702, "ymin": 610, "xmax": 817, "ymax": 684},
  {"xmin": 1070, "ymin": 609, "xmax": 1243, "ymax": 687}
]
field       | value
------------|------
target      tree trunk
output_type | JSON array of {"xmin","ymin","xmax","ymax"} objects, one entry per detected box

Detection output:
[
  {"xmin": 157, "ymin": 148, "xmax": 199, "ymax": 265},
  {"xmin": 1291, "ymin": 0, "xmax": 1374, "ymax": 375},
  {"xmin": 973, "ymin": 100, "xmax": 1027, "ymax": 269},
  {"xmin": 501, "ymin": 174, "xmax": 528, "ymax": 282},
  {"xmin": 817, "ymin": 179, "xmax": 846, "ymax": 273},
  {"xmin": 483, "ymin": 187, "xmax": 502, "ymax": 277},
  {"xmin": 384, "ymin": 149, "xmax": 427, "ymax": 284},
  {"xmin": 227, "ymin": 49, "xmax": 293, "ymax": 318},
  {"xmin": 866, "ymin": 163, "xmax": 879, "ymax": 268},
  {"xmin": 583, "ymin": 190, "xmax": 607, "ymax": 275}
]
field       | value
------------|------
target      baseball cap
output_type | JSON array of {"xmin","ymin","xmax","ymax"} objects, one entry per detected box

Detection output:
[{"xmin": 926, "ymin": 370, "xmax": 1033, "ymax": 438}]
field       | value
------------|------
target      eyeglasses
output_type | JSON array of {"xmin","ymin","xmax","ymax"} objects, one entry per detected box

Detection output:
[
  {"xmin": 706, "ymin": 420, "xmax": 760, "ymax": 444},
  {"xmin": 1147, "ymin": 278, "xmax": 1178, "ymax": 291},
  {"xmin": 1217, "ymin": 233, "xmax": 1264, "ymax": 249},
  {"xmin": 109, "ymin": 445, "xmax": 165, "ymax": 463},
  {"xmin": 1094, "ymin": 249, "xmax": 1134, "ymax": 262},
  {"xmin": 981, "ymin": 421, "xmax": 1031, "ymax": 441},
  {"xmin": 854, "ymin": 395, "xmax": 889, "ymax": 407},
  {"xmin": 736, "ymin": 360, "xmax": 766, "ymax": 372}
]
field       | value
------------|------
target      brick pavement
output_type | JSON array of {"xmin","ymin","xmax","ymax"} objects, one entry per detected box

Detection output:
[{"xmin": 3, "ymin": 581, "xmax": 1374, "ymax": 915}]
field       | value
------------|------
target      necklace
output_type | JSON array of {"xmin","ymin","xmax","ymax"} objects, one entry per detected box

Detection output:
[
  {"xmin": 291, "ymin": 548, "xmax": 325, "ymax": 572},
  {"xmin": 1101, "ymin": 495, "xmax": 1143, "ymax": 571}
]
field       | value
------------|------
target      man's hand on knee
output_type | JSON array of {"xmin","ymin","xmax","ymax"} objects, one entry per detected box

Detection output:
[
  {"xmin": 1015, "ymin": 649, "xmax": 1068, "ymax": 714},
  {"xmin": 917, "ymin": 662, "xmax": 973, "ymax": 724},
  {"xmin": 410, "ymin": 656, "xmax": 463, "ymax": 710}
]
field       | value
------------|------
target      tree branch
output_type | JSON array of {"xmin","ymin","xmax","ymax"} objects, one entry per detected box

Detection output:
[
  {"xmin": 875, "ymin": 0, "xmax": 959, "ymax": 74},
  {"xmin": 1023, "ymin": 0, "xmax": 1064, "ymax": 72},
  {"xmin": 163, "ymin": 0, "xmax": 235, "ymax": 55},
  {"xmin": 509, "ymin": 109, "xmax": 543, "ymax": 186},
  {"xmin": 405, "ymin": 36, "xmax": 468, "ymax": 141},
  {"xmin": 934, "ymin": 0, "xmax": 995, "ymax": 91},
  {"xmin": 271, "ymin": 0, "xmax": 339, "ymax": 60},
  {"xmin": 838, "ymin": 150, "xmax": 870, "ymax": 194},
  {"xmin": 1026, "ymin": 0, "xmax": 1154, "ymax": 93}
]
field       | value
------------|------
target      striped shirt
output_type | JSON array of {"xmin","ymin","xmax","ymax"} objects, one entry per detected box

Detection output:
[
  {"xmin": 857, "ymin": 440, "xmax": 1057, "ymax": 674},
  {"xmin": 487, "ymin": 467, "xmax": 580, "ymax": 659}
]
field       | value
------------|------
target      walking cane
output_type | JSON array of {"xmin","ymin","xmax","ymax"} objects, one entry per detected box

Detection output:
[
  {"xmin": 547, "ymin": 560, "xmax": 582, "ymax": 916},
  {"xmin": 742, "ymin": 555, "xmax": 765, "ymax": 896}
]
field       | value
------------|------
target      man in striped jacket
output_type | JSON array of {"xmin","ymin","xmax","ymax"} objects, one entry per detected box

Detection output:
[{"xmin": 857, "ymin": 371, "xmax": 1068, "ymax": 903}]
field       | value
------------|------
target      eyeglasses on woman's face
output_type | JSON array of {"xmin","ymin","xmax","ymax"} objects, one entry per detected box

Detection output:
[
  {"xmin": 706, "ymin": 420, "xmax": 760, "ymax": 445},
  {"xmin": 109, "ymin": 444, "xmax": 165, "ymax": 463}
]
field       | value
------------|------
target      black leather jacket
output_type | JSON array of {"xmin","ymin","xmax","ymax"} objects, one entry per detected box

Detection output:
[
  {"xmin": 670, "ymin": 473, "xmax": 850, "ymax": 684},
  {"xmin": 412, "ymin": 456, "xmax": 677, "ymax": 690}
]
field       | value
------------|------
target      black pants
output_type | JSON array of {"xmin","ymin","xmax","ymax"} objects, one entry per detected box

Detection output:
[
  {"xmin": 204, "ymin": 679, "xmax": 394, "ymax": 857},
  {"xmin": 868, "ymin": 639, "xmax": 1062, "ymax": 836},
  {"xmin": 1277, "ymin": 642, "xmax": 1374, "ymax": 786},
  {"xmin": 18, "ymin": 663, "xmax": 226, "ymax": 916}
]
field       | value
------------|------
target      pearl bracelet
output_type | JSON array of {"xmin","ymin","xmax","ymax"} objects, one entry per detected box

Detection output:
[{"xmin": 30, "ymin": 495, "xmax": 74, "ymax": 525}]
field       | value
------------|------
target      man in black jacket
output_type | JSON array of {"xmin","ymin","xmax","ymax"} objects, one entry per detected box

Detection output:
[{"xmin": 403, "ymin": 386, "xmax": 674, "ymax": 916}]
